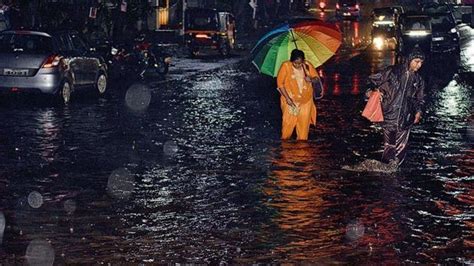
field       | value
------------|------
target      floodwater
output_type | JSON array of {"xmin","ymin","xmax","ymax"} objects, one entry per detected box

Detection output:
[{"xmin": 0, "ymin": 6, "xmax": 473, "ymax": 266}]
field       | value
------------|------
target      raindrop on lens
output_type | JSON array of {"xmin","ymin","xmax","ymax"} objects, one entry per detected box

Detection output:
[
  {"xmin": 63, "ymin": 199, "xmax": 77, "ymax": 214},
  {"xmin": 107, "ymin": 168, "xmax": 135, "ymax": 200},
  {"xmin": 346, "ymin": 220, "xmax": 365, "ymax": 242},
  {"xmin": 163, "ymin": 140, "xmax": 178, "ymax": 156},
  {"xmin": 0, "ymin": 212, "xmax": 5, "ymax": 244},
  {"xmin": 26, "ymin": 239, "xmax": 55, "ymax": 266},
  {"xmin": 27, "ymin": 191, "xmax": 43, "ymax": 209},
  {"xmin": 125, "ymin": 82, "xmax": 152, "ymax": 112}
]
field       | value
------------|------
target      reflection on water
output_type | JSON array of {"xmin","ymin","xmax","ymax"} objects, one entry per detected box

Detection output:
[
  {"xmin": 263, "ymin": 142, "xmax": 344, "ymax": 262},
  {"xmin": 351, "ymin": 73, "xmax": 360, "ymax": 95},
  {"xmin": 260, "ymin": 142, "xmax": 404, "ymax": 263},
  {"xmin": 339, "ymin": 20, "xmax": 366, "ymax": 49},
  {"xmin": 436, "ymin": 79, "xmax": 470, "ymax": 118}
]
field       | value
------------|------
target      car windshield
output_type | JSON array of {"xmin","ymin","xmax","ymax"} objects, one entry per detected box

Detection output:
[
  {"xmin": 341, "ymin": 0, "xmax": 357, "ymax": 5},
  {"xmin": 424, "ymin": 5, "xmax": 450, "ymax": 14},
  {"xmin": 430, "ymin": 14, "xmax": 455, "ymax": 32},
  {"xmin": 186, "ymin": 10, "xmax": 219, "ymax": 31},
  {"xmin": 404, "ymin": 17, "xmax": 431, "ymax": 31},
  {"xmin": 373, "ymin": 9, "xmax": 395, "ymax": 21},
  {"xmin": 0, "ymin": 33, "xmax": 53, "ymax": 53}
]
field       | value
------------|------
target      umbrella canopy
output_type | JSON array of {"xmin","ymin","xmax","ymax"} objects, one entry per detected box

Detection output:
[{"xmin": 251, "ymin": 20, "xmax": 342, "ymax": 77}]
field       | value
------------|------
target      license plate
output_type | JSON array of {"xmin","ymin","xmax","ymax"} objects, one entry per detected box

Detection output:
[
  {"xmin": 432, "ymin": 37, "xmax": 444, "ymax": 41},
  {"xmin": 343, "ymin": 12, "xmax": 351, "ymax": 16},
  {"xmin": 3, "ymin": 68, "xmax": 29, "ymax": 76}
]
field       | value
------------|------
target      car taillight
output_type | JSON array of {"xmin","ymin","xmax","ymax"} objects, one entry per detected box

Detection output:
[
  {"xmin": 355, "ymin": 4, "xmax": 359, "ymax": 9},
  {"xmin": 42, "ymin": 55, "xmax": 62, "ymax": 68},
  {"xmin": 196, "ymin": 34, "xmax": 211, "ymax": 39},
  {"xmin": 336, "ymin": 3, "xmax": 340, "ymax": 9}
]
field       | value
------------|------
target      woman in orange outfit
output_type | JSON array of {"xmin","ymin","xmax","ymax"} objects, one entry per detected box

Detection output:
[{"xmin": 277, "ymin": 49, "xmax": 319, "ymax": 140}]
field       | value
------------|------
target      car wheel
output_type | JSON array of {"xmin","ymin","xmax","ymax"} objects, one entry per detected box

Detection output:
[
  {"xmin": 395, "ymin": 52, "xmax": 404, "ymax": 64},
  {"xmin": 59, "ymin": 80, "xmax": 72, "ymax": 104},
  {"xmin": 397, "ymin": 39, "xmax": 404, "ymax": 54},
  {"xmin": 189, "ymin": 47, "xmax": 199, "ymax": 58},
  {"xmin": 156, "ymin": 61, "xmax": 169, "ymax": 75},
  {"xmin": 95, "ymin": 72, "xmax": 107, "ymax": 95},
  {"xmin": 219, "ymin": 41, "xmax": 230, "ymax": 57}
]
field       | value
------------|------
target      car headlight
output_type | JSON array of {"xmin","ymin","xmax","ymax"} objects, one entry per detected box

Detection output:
[
  {"xmin": 450, "ymin": 28, "xmax": 457, "ymax": 33},
  {"xmin": 373, "ymin": 37, "xmax": 384, "ymax": 50}
]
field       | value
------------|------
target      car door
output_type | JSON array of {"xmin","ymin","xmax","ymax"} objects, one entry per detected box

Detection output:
[
  {"xmin": 69, "ymin": 32, "xmax": 96, "ymax": 85},
  {"xmin": 56, "ymin": 33, "xmax": 84, "ymax": 85}
]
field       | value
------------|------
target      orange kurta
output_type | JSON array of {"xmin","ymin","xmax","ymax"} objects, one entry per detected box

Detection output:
[{"xmin": 277, "ymin": 61, "xmax": 318, "ymax": 140}]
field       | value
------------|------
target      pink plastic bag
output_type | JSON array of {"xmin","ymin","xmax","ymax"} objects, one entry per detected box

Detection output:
[{"xmin": 362, "ymin": 91, "xmax": 384, "ymax": 122}]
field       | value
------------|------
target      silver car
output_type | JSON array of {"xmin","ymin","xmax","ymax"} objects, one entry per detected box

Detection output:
[{"xmin": 0, "ymin": 30, "xmax": 108, "ymax": 103}]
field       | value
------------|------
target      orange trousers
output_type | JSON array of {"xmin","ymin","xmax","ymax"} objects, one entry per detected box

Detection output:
[{"xmin": 280, "ymin": 97, "xmax": 317, "ymax": 140}]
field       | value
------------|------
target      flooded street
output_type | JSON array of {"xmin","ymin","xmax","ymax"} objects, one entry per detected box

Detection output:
[{"xmin": 1, "ymin": 4, "xmax": 473, "ymax": 265}]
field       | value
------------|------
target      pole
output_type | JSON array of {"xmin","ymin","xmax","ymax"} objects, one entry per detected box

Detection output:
[{"xmin": 290, "ymin": 29, "xmax": 298, "ymax": 49}]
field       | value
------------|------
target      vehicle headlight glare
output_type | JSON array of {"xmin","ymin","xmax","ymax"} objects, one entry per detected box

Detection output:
[{"xmin": 373, "ymin": 37, "xmax": 384, "ymax": 50}]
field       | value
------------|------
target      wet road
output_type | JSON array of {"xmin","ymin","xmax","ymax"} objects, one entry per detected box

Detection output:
[{"xmin": 1, "ymin": 5, "xmax": 473, "ymax": 266}]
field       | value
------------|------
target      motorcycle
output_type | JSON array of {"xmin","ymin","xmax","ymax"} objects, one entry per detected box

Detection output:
[{"xmin": 107, "ymin": 35, "xmax": 172, "ymax": 80}]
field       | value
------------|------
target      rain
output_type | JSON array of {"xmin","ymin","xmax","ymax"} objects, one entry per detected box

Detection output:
[{"xmin": 0, "ymin": 0, "xmax": 472, "ymax": 264}]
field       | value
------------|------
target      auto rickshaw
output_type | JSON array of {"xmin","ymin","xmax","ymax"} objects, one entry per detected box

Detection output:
[
  {"xmin": 184, "ymin": 8, "xmax": 235, "ymax": 57},
  {"xmin": 371, "ymin": 7, "xmax": 403, "ymax": 50}
]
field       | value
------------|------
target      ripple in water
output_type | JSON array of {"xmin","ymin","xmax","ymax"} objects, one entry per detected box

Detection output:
[
  {"xmin": 125, "ymin": 82, "xmax": 152, "ymax": 112},
  {"xmin": 25, "ymin": 239, "xmax": 55, "ymax": 266},
  {"xmin": 27, "ymin": 191, "xmax": 43, "ymax": 209},
  {"xmin": 107, "ymin": 168, "xmax": 135, "ymax": 200}
]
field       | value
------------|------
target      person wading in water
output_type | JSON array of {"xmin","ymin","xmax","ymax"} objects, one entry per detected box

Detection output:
[{"xmin": 276, "ymin": 49, "xmax": 320, "ymax": 140}]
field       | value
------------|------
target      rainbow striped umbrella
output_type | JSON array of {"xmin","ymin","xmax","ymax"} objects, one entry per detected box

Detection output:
[{"xmin": 251, "ymin": 20, "xmax": 342, "ymax": 77}]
